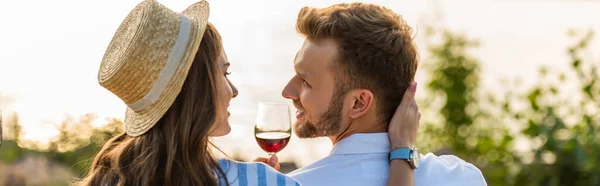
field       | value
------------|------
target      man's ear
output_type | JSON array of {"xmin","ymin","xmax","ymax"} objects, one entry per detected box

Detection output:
[{"xmin": 347, "ymin": 89, "xmax": 374, "ymax": 119}]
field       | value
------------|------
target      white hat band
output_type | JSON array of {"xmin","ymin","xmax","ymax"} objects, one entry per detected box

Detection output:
[{"xmin": 127, "ymin": 14, "xmax": 192, "ymax": 112}]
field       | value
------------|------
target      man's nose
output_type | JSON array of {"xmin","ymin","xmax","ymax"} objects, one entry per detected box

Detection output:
[{"xmin": 282, "ymin": 79, "xmax": 299, "ymax": 100}]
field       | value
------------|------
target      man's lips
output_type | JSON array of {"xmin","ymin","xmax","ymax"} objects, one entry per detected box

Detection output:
[
  {"xmin": 293, "ymin": 101, "xmax": 305, "ymax": 119},
  {"xmin": 296, "ymin": 110, "xmax": 305, "ymax": 119}
]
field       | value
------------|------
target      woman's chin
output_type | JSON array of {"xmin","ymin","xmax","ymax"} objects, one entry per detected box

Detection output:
[{"xmin": 210, "ymin": 123, "xmax": 231, "ymax": 137}]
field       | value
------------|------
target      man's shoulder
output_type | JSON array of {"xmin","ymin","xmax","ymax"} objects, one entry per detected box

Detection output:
[
  {"xmin": 287, "ymin": 155, "xmax": 339, "ymax": 178},
  {"xmin": 417, "ymin": 153, "xmax": 487, "ymax": 186},
  {"xmin": 288, "ymin": 154, "xmax": 389, "ymax": 186},
  {"xmin": 287, "ymin": 151, "xmax": 487, "ymax": 186}
]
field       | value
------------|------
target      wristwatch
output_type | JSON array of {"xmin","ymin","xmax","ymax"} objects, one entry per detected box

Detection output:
[{"xmin": 389, "ymin": 146, "xmax": 420, "ymax": 169}]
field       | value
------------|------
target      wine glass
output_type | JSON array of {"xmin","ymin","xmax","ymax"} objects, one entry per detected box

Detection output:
[{"xmin": 254, "ymin": 101, "xmax": 292, "ymax": 156}]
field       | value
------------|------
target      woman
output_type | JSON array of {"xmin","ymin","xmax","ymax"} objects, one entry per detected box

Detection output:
[{"xmin": 78, "ymin": 0, "xmax": 420, "ymax": 185}]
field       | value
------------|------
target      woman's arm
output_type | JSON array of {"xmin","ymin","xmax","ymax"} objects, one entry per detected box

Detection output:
[
  {"xmin": 388, "ymin": 160, "xmax": 415, "ymax": 186},
  {"xmin": 387, "ymin": 82, "xmax": 420, "ymax": 186}
]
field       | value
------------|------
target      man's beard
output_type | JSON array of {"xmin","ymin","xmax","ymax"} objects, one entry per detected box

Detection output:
[{"xmin": 293, "ymin": 89, "xmax": 346, "ymax": 138}]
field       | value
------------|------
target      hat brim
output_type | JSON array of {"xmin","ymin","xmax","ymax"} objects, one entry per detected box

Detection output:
[{"xmin": 123, "ymin": 1, "xmax": 210, "ymax": 137}]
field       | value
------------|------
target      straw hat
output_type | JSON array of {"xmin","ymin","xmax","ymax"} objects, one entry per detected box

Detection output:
[{"xmin": 98, "ymin": 0, "xmax": 210, "ymax": 136}]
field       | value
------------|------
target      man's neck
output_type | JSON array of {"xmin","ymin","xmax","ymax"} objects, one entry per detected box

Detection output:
[{"xmin": 329, "ymin": 120, "xmax": 387, "ymax": 145}]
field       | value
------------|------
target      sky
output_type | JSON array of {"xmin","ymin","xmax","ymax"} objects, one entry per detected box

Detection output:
[{"xmin": 1, "ymin": 0, "xmax": 599, "ymax": 166}]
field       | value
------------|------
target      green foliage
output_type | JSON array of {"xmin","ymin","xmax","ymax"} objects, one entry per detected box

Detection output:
[
  {"xmin": 422, "ymin": 29, "xmax": 518, "ymax": 185},
  {"xmin": 423, "ymin": 30, "xmax": 481, "ymax": 152},
  {"xmin": 422, "ymin": 28, "xmax": 599, "ymax": 186},
  {"xmin": 0, "ymin": 113, "xmax": 124, "ymax": 181},
  {"xmin": 45, "ymin": 116, "xmax": 124, "ymax": 176},
  {"xmin": 505, "ymin": 30, "xmax": 600, "ymax": 186}
]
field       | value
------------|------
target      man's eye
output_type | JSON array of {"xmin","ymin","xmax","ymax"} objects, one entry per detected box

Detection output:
[{"xmin": 303, "ymin": 80, "xmax": 311, "ymax": 87}]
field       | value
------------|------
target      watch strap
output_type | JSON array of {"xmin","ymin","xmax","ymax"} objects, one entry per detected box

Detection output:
[{"xmin": 389, "ymin": 147, "xmax": 411, "ymax": 162}]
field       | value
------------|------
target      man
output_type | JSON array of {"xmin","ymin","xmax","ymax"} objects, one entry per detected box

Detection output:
[{"xmin": 281, "ymin": 3, "xmax": 487, "ymax": 186}]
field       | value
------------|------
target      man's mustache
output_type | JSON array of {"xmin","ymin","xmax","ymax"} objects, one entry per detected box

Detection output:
[{"xmin": 293, "ymin": 100, "xmax": 304, "ymax": 111}]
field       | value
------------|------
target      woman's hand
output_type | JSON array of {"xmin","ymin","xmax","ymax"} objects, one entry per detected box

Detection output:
[
  {"xmin": 253, "ymin": 155, "xmax": 280, "ymax": 171},
  {"xmin": 388, "ymin": 82, "xmax": 420, "ymax": 150},
  {"xmin": 386, "ymin": 82, "xmax": 420, "ymax": 186}
]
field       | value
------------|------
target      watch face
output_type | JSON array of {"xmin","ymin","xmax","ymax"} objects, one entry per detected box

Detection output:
[{"xmin": 411, "ymin": 148, "xmax": 420, "ymax": 168}]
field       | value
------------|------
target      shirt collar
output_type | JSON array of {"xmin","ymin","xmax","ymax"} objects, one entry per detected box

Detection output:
[{"xmin": 329, "ymin": 133, "xmax": 390, "ymax": 155}]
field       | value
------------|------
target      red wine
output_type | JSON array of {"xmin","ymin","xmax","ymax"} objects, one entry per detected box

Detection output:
[{"xmin": 255, "ymin": 132, "xmax": 291, "ymax": 153}]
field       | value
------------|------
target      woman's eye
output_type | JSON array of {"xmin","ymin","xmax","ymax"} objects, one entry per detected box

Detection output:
[{"xmin": 225, "ymin": 72, "xmax": 232, "ymax": 76}]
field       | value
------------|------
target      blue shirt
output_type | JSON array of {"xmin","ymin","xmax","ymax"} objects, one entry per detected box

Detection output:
[
  {"xmin": 288, "ymin": 133, "xmax": 487, "ymax": 186},
  {"xmin": 218, "ymin": 159, "xmax": 301, "ymax": 186}
]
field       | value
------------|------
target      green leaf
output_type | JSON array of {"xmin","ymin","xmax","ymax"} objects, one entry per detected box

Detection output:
[
  {"xmin": 559, "ymin": 73, "xmax": 567, "ymax": 82},
  {"xmin": 539, "ymin": 66, "xmax": 548, "ymax": 77},
  {"xmin": 524, "ymin": 119, "xmax": 540, "ymax": 136},
  {"xmin": 528, "ymin": 88, "xmax": 542, "ymax": 111},
  {"xmin": 572, "ymin": 59, "xmax": 581, "ymax": 68},
  {"xmin": 583, "ymin": 84, "xmax": 593, "ymax": 99},
  {"xmin": 550, "ymin": 86, "xmax": 558, "ymax": 95}
]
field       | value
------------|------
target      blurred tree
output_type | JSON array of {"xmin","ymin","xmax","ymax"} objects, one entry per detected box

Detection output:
[
  {"xmin": 45, "ymin": 115, "xmax": 124, "ymax": 177},
  {"xmin": 421, "ymin": 29, "xmax": 518, "ymax": 185},
  {"xmin": 421, "ymin": 27, "xmax": 599, "ymax": 186},
  {"xmin": 503, "ymin": 30, "xmax": 600, "ymax": 186},
  {"xmin": 0, "ymin": 113, "xmax": 124, "ymax": 181},
  {"xmin": 421, "ymin": 29, "xmax": 481, "ymax": 153},
  {"xmin": 0, "ymin": 113, "xmax": 26, "ymax": 162}
]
